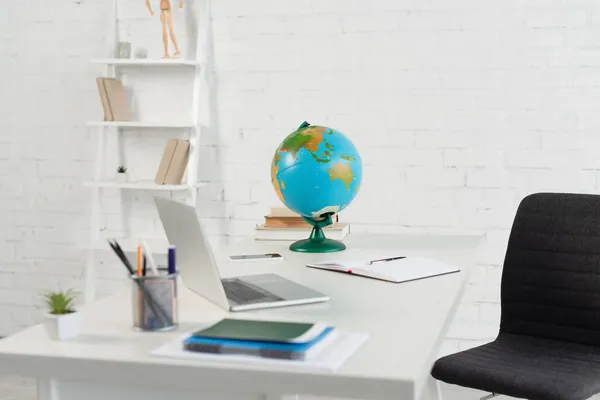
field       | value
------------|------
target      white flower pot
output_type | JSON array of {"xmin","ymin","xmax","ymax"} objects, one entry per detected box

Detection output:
[
  {"xmin": 115, "ymin": 173, "xmax": 128, "ymax": 183},
  {"xmin": 45, "ymin": 312, "xmax": 80, "ymax": 341}
]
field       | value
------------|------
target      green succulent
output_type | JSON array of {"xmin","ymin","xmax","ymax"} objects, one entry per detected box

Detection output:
[
  {"xmin": 44, "ymin": 289, "xmax": 76, "ymax": 315},
  {"xmin": 117, "ymin": 165, "xmax": 127, "ymax": 173}
]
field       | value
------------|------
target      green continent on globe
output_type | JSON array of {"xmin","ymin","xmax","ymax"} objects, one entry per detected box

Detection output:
[
  {"xmin": 278, "ymin": 126, "xmax": 326, "ymax": 159},
  {"xmin": 270, "ymin": 161, "xmax": 285, "ymax": 203},
  {"xmin": 328, "ymin": 162, "xmax": 354, "ymax": 190}
]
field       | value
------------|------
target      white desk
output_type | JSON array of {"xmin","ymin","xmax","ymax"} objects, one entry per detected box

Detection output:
[{"xmin": 0, "ymin": 233, "xmax": 480, "ymax": 400}]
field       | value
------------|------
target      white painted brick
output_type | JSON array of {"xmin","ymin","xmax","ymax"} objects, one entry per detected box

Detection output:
[
  {"xmin": 466, "ymin": 168, "xmax": 511, "ymax": 189},
  {"xmin": 505, "ymin": 150, "xmax": 583, "ymax": 169},
  {"xmin": 479, "ymin": 302, "xmax": 502, "ymax": 325},
  {"xmin": 443, "ymin": 149, "xmax": 504, "ymax": 169},
  {"xmin": 405, "ymin": 167, "xmax": 465, "ymax": 188}
]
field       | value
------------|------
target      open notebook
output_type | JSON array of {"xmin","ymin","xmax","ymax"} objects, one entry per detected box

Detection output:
[{"xmin": 307, "ymin": 256, "xmax": 459, "ymax": 283}]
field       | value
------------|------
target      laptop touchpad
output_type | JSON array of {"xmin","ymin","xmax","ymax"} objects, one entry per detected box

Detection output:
[{"xmin": 239, "ymin": 274, "xmax": 320, "ymax": 300}]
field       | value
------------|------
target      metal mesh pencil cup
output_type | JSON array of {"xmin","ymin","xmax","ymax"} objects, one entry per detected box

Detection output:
[{"xmin": 131, "ymin": 273, "xmax": 179, "ymax": 332}]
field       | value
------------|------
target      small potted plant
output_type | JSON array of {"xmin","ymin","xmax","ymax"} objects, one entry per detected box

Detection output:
[
  {"xmin": 115, "ymin": 165, "xmax": 128, "ymax": 182},
  {"xmin": 44, "ymin": 289, "xmax": 79, "ymax": 341}
]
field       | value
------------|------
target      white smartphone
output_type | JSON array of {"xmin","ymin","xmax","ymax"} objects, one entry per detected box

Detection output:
[{"xmin": 229, "ymin": 253, "xmax": 284, "ymax": 261}]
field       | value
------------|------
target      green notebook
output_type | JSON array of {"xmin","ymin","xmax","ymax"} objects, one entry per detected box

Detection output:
[{"xmin": 192, "ymin": 318, "xmax": 327, "ymax": 344}]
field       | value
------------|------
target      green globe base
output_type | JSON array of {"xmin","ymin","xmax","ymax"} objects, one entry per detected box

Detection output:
[
  {"xmin": 289, "ymin": 217, "xmax": 346, "ymax": 253},
  {"xmin": 289, "ymin": 237, "xmax": 346, "ymax": 253}
]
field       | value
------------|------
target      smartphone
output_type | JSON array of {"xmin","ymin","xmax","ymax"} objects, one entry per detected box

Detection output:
[{"xmin": 229, "ymin": 253, "xmax": 284, "ymax": 261}]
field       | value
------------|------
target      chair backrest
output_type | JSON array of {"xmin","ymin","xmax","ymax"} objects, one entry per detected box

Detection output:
[{"xmin": 500, "ymin": 193, "xmax": 600, "ymax": 346}]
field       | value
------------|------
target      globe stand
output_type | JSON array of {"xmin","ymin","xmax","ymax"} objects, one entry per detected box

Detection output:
[{"xmin": 289, "ymin": 214, "xmax": 346, "ymax": 253}]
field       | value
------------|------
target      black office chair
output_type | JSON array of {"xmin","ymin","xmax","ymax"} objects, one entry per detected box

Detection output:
[{"xmin": 432, "ymin": 193, "xmax": 600, "ymax": 400}]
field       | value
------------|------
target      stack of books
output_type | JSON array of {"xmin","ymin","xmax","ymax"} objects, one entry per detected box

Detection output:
[
  {"xmin": 254, "ymin": 207, "xmax": 350, "ymax": 241},
  {"xmin": 183, "ymin": 318, "xmax": 339, "ymax": 361}
]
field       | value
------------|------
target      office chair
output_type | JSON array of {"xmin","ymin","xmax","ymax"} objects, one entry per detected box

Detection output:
[{"xmin": 432, "ymin": 193, "xmax": 600, "ymax": 400}]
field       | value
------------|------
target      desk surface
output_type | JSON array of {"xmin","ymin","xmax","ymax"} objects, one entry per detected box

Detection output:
[{"xmin": 0, "ymin": 233, "xmax": 481, "ymax": 400}]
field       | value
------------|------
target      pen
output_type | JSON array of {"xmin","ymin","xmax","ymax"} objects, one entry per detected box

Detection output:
[
  {"xmin": 142, "ymin": 240, "xmax": 160, "ymax": 276},
  {"xmin": 368, "ymin": 256, "xmax": 406, "ymax": 265},
  {"xmin": 137, "ymin": 244, "xmax": 142, "ymax": 276},
  {"xmin": 143, "ymin": 255, "xmax": 147, "ymax": 277},
  {"xmin": 168, "ymin": 245, "xmax": 176, "ymax": 274}
]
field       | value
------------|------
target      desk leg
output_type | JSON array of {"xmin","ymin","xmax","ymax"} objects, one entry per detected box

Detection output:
[
  {"xmin": 37, "ymin": 378, "xmax": 59, "ymax": 400},
  {"xmin": 421, "ymin": 376, "xmax": 443, "ymax": 400}
]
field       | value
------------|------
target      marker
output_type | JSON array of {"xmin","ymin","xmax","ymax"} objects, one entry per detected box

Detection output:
[{"xmin": 168, "ymin": 245, "xmax": 176, "ymax": 274}]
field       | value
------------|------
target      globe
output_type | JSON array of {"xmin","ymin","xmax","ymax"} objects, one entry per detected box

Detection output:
[{"xmin": 271, "ymin": 122, "xmax": 362, "ymax": 252}]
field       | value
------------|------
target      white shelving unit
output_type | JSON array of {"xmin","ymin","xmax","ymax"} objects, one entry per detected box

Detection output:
[{"xmin": 84, "ymin": 0, "xmax": 210, "ymax": 303}]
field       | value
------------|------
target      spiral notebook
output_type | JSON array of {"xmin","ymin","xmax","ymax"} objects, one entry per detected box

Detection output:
[{"xmin": 307, "ymin": 256, "xmax": 459, "ymax": 283}]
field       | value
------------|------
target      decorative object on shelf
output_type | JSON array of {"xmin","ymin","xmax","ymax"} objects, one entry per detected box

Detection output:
[
  {"xmin": 116, "ymin": 165, "xmax": 128, "ymax": 182},
  {"xmin": 270, "ymin": 122, "xmax": 362, "ymax": 253},
  {"xmin": 116, "ymin": 41, "xmax": 132, "ymax": 59},
  {"xmin": 43, "ymin": 289, "xmax": 80, "ymax": 341},
  {"xmin": 134, "ymin": 46, "xmax": 148, "ymax": 59},
  {"xmin": 95, "ymin": 77, "xmax": 131, "ymax": 121},
  {"xmin": 145, "ymin": 0, "xmax": 183, "ymax": 59},
  {"xmin": 155, "ymin": 139, "xmax": 190, "ymax": 184}
]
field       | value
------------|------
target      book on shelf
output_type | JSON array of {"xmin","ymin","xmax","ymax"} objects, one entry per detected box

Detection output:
[
  {"xmin": 96, "ymin": 78, "xmax": 113, "ymax": 121},
  {"xmin": 95, "ymin": 77, "xmax": 131, "ymax": 121},
  {"xmin": 155, "ymin": 139, "xmax": 190, "ymax": 185},
  {"xmin": 164, "ymin": 140, "xmax": 190, "ymax": 184},
  {"xmin": 254, "ymin": 223, "xmax": 350, "ymax": 241}
]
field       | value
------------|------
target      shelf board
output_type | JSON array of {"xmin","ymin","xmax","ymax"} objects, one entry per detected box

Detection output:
[
  {"xmin": 92, "ymin": 58, "xmax": 199, "ymax": 67},
  {"xmin": 83, "ymin": 181, "xmax": 205, "ymax": 190},
  {"xmin": 86, "ymin": 121, "xmax": 194, "ymax": 129}
]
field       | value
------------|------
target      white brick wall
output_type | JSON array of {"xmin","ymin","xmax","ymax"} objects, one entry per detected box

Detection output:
[{"xmin": 2, "ymin": 0, "xmax": 600, "ymax": 354}]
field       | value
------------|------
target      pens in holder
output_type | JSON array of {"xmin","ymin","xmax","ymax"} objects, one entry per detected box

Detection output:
[
  {"xmin": 168, "ymin": 245, "xmax": 176, "ymax": 274},
  {"xmin": 107, "ymin": 240, "xmax": 173, "ymax": 329}
]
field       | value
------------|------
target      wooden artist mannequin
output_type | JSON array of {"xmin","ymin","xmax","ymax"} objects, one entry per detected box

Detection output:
[{"xmin": 145, "ymin": 0, "xmax": 183, "ymax": 58}]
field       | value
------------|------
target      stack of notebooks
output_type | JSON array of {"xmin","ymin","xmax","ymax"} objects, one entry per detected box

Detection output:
[
  {"xmin": 183, "ymin": 319, "xmax": 339, "ymax": 361},
  {"xmin": 152, "ymin": 318, "xmax": 369, "ymax": 370},
  {"xmin": 155, "ymin": 139, "xmax": 190, "ymax": 185},
  {"xmin": 255, "ymin": 207, "xmax": 350, "ymax": 241},
  {"xmin": 96, "ymin": 77, "xmax": 131, "ymax": 121}
]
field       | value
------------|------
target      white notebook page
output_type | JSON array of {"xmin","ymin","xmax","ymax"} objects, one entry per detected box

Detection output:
[{"xmin": 361, "ymin": 257, "xmax": 459, "ymax": 282}]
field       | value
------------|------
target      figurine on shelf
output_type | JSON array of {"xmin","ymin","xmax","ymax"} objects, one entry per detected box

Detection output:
[{"xmin": 145, "ymin": 0, "xmax": 182, "ymax": 59}]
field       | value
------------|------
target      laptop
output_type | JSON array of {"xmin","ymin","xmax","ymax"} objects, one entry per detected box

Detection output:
[{"xmin": 154, "ymin": 197, "xmax": 330, "ymax": 312}]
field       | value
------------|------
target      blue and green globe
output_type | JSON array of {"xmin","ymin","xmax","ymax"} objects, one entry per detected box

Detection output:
[{"xmin": 271, "ymin": 122, "xmax": 362, "ymax": 221}]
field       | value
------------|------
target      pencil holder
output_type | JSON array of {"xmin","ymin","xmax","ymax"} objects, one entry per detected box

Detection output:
[{"xmin": 131, "ymin": 273, "xmax": 179, "ymax": 332}]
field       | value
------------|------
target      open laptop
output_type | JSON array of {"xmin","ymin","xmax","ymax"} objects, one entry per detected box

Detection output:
[{"xmin": 154, "ymin": 197, "xmax": 330, "ymax": 312}]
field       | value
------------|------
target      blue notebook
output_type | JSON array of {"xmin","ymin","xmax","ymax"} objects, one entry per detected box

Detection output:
[{"xmin": 183, "ymin": 327, "xmax": 336, "ymax": 360}]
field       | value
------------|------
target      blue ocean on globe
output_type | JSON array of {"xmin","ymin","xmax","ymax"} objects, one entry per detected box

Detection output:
[{"xmin": 271, "ymin": 123, "xmax": 362, "ymax": 220}]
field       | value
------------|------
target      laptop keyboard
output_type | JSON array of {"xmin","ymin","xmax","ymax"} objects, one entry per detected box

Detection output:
[{"xmin": 222, "ymin": 279, "xmax": 283, "ymax": 304}]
